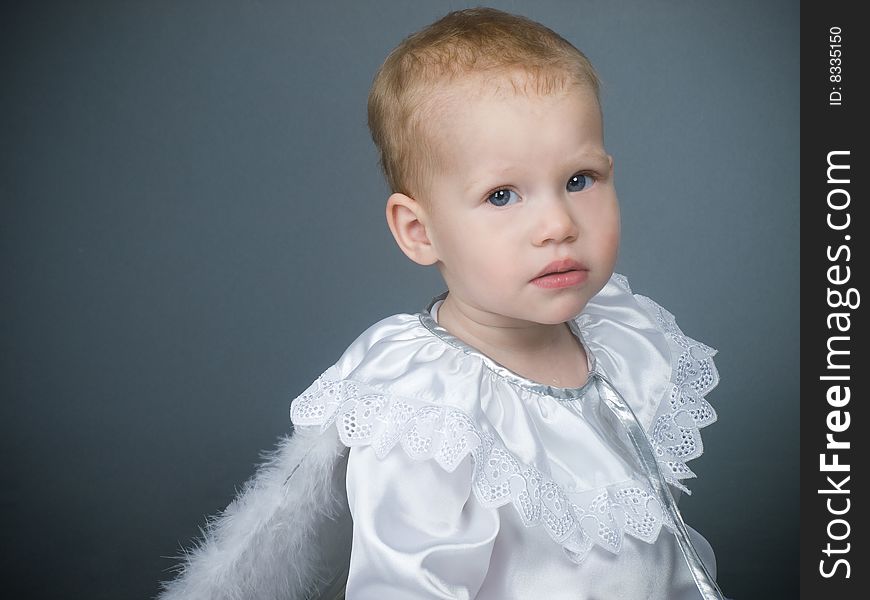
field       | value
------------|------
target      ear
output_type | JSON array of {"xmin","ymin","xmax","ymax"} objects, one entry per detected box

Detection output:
[{"xmin": 385, "ymin": 192, "xmax": 438, "ymax": 266}]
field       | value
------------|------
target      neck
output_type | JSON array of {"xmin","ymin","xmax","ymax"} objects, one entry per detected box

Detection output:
[{"xmin": 435, "ymin": 294, "xmax": 581, "ymax": 364}]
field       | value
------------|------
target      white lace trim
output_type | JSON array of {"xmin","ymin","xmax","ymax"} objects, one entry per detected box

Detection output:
[
  {"xmin": 292, "ymin": 374, "xmax": 676, "ymax": 562},
  {"xmin": 290, "ymin": 283, "xmax": 719, "ymax": 562},
  {"xmin": 632, "ymin": 291, "xmax": 719, "ymax": 493}
]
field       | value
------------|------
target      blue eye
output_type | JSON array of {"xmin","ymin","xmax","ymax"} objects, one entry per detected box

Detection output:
[
  {"xmin": 567, "ymin": 174, "xmax": 593, "ymax": 192},
  {"xmin": 487, "ymin": 188, "xmax": 519, "ymax": 207}
]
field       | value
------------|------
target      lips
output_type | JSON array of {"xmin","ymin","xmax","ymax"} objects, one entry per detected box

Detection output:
[
  {"xmin": 530, "ymin": 259, "xmax": 589, "ymax": 289},
  {"xmin": 532, "ymin": 258, "xmax": 588, "ymax": 280}
]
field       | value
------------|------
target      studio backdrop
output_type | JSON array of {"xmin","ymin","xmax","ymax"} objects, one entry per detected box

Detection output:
[{"xmin": 1, "ymin": 1, "xmax": 798, "ymax": 597}]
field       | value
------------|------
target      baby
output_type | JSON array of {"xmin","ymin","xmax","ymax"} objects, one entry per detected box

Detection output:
[{"xmin": 160, "ymin": 8, "xmax": 727, "ymax": 600}]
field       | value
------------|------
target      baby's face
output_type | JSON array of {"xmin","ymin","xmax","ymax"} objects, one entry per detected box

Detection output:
[{"xmin": 421, "ymin": 81, "xmax": 619, "ymax": 326}]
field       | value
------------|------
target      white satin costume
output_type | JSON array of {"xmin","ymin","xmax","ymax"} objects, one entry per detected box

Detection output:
[{"xmin": 158, "ymin": 274, "xmax": 727, "ymax": 600}]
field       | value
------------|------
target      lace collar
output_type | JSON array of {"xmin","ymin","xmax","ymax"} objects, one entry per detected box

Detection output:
[{"xmin": 291, "ymin": 273, "xmax": 720, "ymax": 562}]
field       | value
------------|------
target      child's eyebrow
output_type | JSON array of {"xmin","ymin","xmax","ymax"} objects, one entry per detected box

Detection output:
[{"xmin": 573, "ymin": 150, "xmax": 610, "ymax": 169}]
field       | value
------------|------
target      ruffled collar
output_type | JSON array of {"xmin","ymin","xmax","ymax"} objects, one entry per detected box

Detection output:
[{"xmin": 290, "ymin": 273, "xmax": 719, "ymax": 562}]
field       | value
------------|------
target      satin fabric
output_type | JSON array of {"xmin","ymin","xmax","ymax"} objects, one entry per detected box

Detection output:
[
  {"xmin": 346, "ymin": 436, "xmax": 717, "ymax": 600},
  {"xmin": 294, "ymin": 274, "xmax": 721, "ymax": 599}
]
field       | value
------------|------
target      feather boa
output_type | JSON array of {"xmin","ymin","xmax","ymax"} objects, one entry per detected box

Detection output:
[{"xmin": 158, "ymin": 427, "xmax": 351, "ymax": 600}]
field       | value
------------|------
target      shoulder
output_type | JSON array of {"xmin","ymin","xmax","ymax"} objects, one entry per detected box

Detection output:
[
  {"xmin": 329, "ymin": 311, "xmax": 428, "ymax": 379},
  {"xmin": 290, "ymin": 308, "xmax": 490, "ymax": 471},
  {"xmin": 325, "ymin": 309, "xmax": 495, "ymax": 411}
]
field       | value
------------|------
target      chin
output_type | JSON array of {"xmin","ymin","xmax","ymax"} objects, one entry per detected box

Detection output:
[{"xmin": 536, "ymin": 298, "xmax": 589, "ymax": 325}]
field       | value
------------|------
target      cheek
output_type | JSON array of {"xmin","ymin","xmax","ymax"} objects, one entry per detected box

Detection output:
[
  {"xmin": 604, "ymin": 225, "xmax": 620, "ymax": 256},
  {"xmin": 452, "ymin": 226, "xmax": 497, "ymax": 260},
  {"xmin": 439, "ymin": 230, "xmax": 497, "ymax": 280},
  {"xmin": 603, "ymin": 202, "xmax": 621, "ymax": 248},
  {"xmin": 591, "ymin": 207, "xmax": 620, "ymax": 266},
  {"xmin": 479, "ymin": 261, "xmax": 514, "ymax": 283},
  {"xmin": 457, "ymin": 237, "xmax": 515, "ymax": 283}
]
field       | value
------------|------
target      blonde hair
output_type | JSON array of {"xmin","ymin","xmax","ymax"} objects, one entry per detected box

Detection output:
[{"xmin": 367, "ymin": 7, "xmax": 600, "ymax": 198}]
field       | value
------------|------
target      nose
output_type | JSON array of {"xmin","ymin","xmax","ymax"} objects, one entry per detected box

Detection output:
[{"xmin": 533, "ymin": 196, "xmax": 579, "ymax": 246}]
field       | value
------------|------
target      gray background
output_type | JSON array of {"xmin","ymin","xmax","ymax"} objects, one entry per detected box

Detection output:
[{"xmin": 2, "ymin": 1, "xmax": 798, "ymax": 598}]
